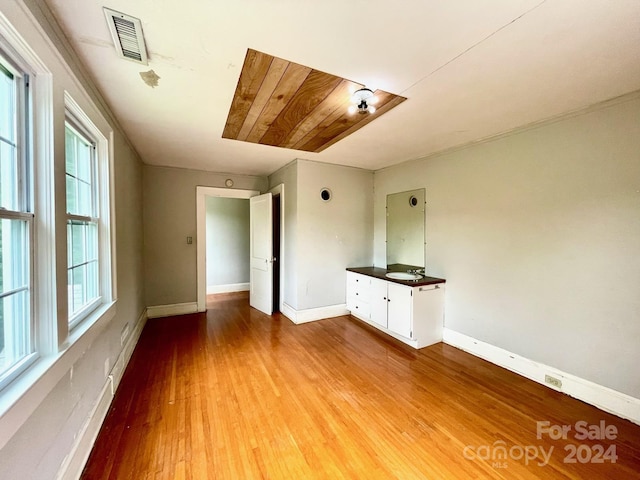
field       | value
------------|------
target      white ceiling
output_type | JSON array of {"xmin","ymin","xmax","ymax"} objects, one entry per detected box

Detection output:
[{"xmin": 45, "ymin": 0, "xmax": 640, "ymax": 176}]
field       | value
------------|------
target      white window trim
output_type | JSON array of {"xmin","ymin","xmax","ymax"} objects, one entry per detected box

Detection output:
[
  {"xmin": 0, "ymin": 6, "xmax": 55, "ymax": 448},
  {"xmin": 64, "ymin": 91, "xmax": 114, "ymax": 332},
  {"xmin": 0, "ymin": 8, "xmax": 118, "ymax": 450},
  {"xmin": 0, "ymin": 50, "xmax": 36, "ymax": 389}
]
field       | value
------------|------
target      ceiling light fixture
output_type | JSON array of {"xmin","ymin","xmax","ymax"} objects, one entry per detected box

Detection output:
[{"xmin": 348, "ymin": 88, "xmax": 377, "ymax": 114}]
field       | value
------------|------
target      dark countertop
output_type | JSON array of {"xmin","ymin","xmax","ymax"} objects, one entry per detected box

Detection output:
[{"xmin": 347, "ymin": 266, "xmax": 446, "ymax": 287}]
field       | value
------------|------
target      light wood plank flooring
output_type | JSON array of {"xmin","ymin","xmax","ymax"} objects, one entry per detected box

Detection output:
[{"xmin": 82, "ymin": 294, "xmax": 640, "ymax": 479}]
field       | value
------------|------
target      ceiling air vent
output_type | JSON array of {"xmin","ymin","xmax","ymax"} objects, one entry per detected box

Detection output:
[{"xmin": 103, "ymin": 8, "xmax": 148, "ymax": 65}]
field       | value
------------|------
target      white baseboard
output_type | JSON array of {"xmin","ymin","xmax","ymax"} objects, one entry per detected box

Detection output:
[
  {"xmin": 108, "ymin": 311, "xmax": 147, "ymax": 394},
  {"xmin": 146, "ymin": 302, "xmax": 198, "ymax": 319},
  {"xmin": 56, "ymin": 309, "xmax": 148, "ymax": 480},
  {"xmin": 443, "ymin": 328, "xmax": 640, "ymax": 425},
  {"xmin": 281, "ymin": 302, "xmax": 349, "ymax": 324},
  {"xmin": 206, "ymin": 282, "xmax": 250, "ymax": 294}
]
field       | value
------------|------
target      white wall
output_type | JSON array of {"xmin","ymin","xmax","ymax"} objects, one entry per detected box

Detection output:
[
  {"xmin": 374, "ymin": 92, "xmax": 640, "ymax": 398},
  {"xmin": 206, "ymin": 197, "xmax": 250, "ymax": 289},
  {"xmin": 143, "ymin": 165, "xmax": 267, "ymax": 306},
  {"xmin": 0, "ymin": 1, "xmax": 145, "ymax": 478},
  {"xmin": 269, "ymin": 160, "xmax": 373, "ymax": 311},
  {"xmin": 296, "ymin": 161, "xmax": 374, "ymax": 310}
]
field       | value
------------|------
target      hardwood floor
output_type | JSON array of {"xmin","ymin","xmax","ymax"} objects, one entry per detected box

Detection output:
[{"xmin": 82, "ymin": 295, "xmax": 640, "ymax": 479}]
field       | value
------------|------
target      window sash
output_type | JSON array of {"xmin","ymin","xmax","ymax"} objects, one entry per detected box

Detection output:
[
  {"xmin": 0, "ymin": 52, "xmax": 33, "ymax": 390},
  {"xmin": 0, "ymin": 213, "xmax": 34, "ymax": 389},
  {"xmin": 65, "ymin": 121, "xmax": 100, "ymax": 326},
  {"xmin": 0, "ymin": 54, "xmax": 28, "ymax": 215}
]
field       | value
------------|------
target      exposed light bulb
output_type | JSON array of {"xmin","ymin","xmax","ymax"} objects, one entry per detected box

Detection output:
[
  {"xmin": 348, "ymin": 105, "xmax": 357, "ymax": 115},
  {"xmin": 368, "ymin": 96, "xmax": 378, "ymax": 105},
  {"xmin": 367, "ymin": 105, "xmax": 376, "ymax": 114}
]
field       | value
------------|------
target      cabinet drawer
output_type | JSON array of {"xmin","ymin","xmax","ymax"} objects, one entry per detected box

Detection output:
[
  {"xmin": 347, "ymin": 272, "xmax": 371, "ymax": 298},
  {"xmin": 347, "ymin": 298, "xmax": 370, "ymax": 319}
]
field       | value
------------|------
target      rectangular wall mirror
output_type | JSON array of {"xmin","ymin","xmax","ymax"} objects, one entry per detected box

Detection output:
[{"xmin": 386, "ymin": 188, "xmax": 425, "ymax": 269}]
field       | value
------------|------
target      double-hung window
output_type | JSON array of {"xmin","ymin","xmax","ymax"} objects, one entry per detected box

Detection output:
[
  {"xmin": 0, "ymin": 53, "xmax": 34, "ymax": 387},
  {"xmin": 65, "ymin": 120, "xmax": 100, "ymax": 328}
]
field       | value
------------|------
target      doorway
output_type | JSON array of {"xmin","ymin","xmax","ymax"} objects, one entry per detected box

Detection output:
[
  {"xmin": 196, "ymin": 185, "xmax": 285, "ymax": 314},
  {"xmin": 205, "ymin": 197, "xmax": 250, "ymax": 295}
]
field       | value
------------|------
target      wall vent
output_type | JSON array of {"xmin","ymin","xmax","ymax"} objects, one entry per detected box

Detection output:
[{"xmin": 103, "ymin": 8, "xmax": 148, "ymax": 65}]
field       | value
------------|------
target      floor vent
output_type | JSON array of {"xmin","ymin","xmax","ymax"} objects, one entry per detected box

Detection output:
[{"xmin": 103, "ymin": 8, "xmax": 148, "ymax": 65}]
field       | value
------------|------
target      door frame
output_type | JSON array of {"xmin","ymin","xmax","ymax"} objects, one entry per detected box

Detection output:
[
  {"xmin": 196, "ymin": 186, "xmax": 259, "ymax": 312},
  {"xmin": 268, "ymin": 183, "xmax": 285, "ymax": 313},
  {"xmin": 195, "ymin": 185, "xmax": 285, "ymax": 313}
]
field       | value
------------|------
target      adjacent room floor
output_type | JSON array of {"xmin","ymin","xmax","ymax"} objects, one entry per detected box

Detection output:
[{"xmin": 82, "ymin": 293, "xmax": 640, "ymax": 479}]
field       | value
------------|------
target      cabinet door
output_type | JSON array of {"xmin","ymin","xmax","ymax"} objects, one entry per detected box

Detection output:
[
  {"xmin": 387, "ymin": 283, "xmax": 413, "ymax": 338},
  {"xmin": 411, "ymin": 284, "xmax": 445, "ymax": 347},
  {"xmin": 370, "ymin": 278, "xmax": 388, "ymax": 328}
]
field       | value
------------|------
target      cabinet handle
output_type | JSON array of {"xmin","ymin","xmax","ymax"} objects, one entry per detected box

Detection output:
[
  {"xmin": 383, "ymin": 297, "xmax": 386, "ymax": 300},
  {"xmin": 419, "ymin": 285, "xmax": 440, "ymax": 292},
  {"xmin": 356, "ymin": 292, "xmax": 358, "ymax": 296}
]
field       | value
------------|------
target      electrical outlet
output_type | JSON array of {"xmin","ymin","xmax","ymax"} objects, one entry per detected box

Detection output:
[{"xmin": 545, "ymin": 374, "xmax": 562, "ymax": 389}]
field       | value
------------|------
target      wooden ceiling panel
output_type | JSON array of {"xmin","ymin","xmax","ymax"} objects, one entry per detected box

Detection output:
[
  {"xmin": 244, "ymin": 62, "xmax": 312, "ymax": 144},
  {"xmin": 223, "ymin": 49, "xmax": 406, "ymax": 153}
]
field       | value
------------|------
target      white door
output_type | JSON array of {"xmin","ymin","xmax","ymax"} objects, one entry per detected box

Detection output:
[{"xmin": 250, "ymin": 193, "xmax": 273, "ymax": 314}]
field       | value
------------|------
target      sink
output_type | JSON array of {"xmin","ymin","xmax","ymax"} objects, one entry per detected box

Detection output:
[{"xmin": 385, "ymin": 272, "xmax": 423, "ymax": 280}]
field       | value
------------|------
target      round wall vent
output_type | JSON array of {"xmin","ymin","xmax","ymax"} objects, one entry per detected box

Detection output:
[{"xmin": 320, "ymin": 188, "xmax": 332, "ymax": 202}]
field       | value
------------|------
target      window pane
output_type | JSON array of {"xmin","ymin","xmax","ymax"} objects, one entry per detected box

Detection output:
[
  {"xmin": 76, "ymin": 139, "xmax": 92, "ymax": 184},
  {"xmin": 67, "ymin": 268, "xmax": 74, "ymax": 314},
  {"xmin": 0, "ymin": 218, "xmax": 30, "ymax": 380},
  {"xmin": 77, "ymin": 180, "xmax": 92, "ymax": 217},
  {"xmin": 67, "ymin": 221, "xmax": 72, "ymax": 265},
  {"xmin": 65, "ymin": 127, "xmax": 76, "ymax": 177},
  {"xmin": 65, "ymin": 125, "xmax": 94, "ymax": 217},
  {"xmin": 0, "ymin": 139, "xmax": 18, "ymax": 211},
  {"xmin": 69, "ymin": 265, "xmax": 86, "ymax": 313},
  {"xmin": 87, "ymin": 221, "xmax": 98, "ymax": 261},
  {"xmin": 0, "ymin": 64, "xmax": 15, "ymax": 143},
  {"xmin": 0, "ymin": 218, "xmax": 29, "ymax": 294},
  {"xmin": 70, "ymin": 222, "xmax": 87, "ymax": 267},
  {"xmin": 0, "ymin": 290, "xmax": 30, "ymax": 377},
  {"xmin": 67, "ymin": 220, "xmax": 99, "ymax": 319},
  {"xmin": 65, "ymin": 174, "xmax": 77, "ymax": 215},
  {"xmin": 86, "ymin": 260, "xmax": 98, "ymax": 301}
]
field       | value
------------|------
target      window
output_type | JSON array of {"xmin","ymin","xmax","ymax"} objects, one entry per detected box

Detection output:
[
  {"xmin": 65, "ymin": 121, "xmax": 100, "ymax": 327},
  {"xmin": 64, "ymin": 92, "xmax": 113, "ymax": 331},
  {"xmin": 0, "ymin": 53, "xmax": 34, "ymax": 386}
]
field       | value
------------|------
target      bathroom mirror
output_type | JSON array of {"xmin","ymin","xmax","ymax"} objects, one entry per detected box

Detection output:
[{"xmin": 386, "ymin": 188, "xmax": 425, "ymax": 269}]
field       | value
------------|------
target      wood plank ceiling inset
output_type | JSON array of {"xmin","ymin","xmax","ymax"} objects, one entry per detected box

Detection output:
[{"xmin": 222, "ymin": 49, "xmax": 407, "ymax": 153}]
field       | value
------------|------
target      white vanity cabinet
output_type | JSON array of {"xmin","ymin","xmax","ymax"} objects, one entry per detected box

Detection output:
[{"xmin": 346, "ymin": 270, "xmax": 444, "ymax": 349}]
